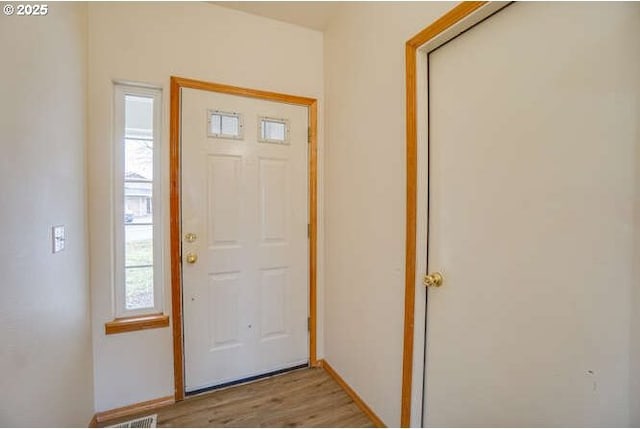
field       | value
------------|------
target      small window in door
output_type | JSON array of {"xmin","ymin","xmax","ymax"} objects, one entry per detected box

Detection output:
[
  {"xmin": 208, "ymin": 110, "xmax": 243, "ymax": 140},
  {"xmin": 258, "ymin": 117, "xmax": 289, "ymax": 144}
]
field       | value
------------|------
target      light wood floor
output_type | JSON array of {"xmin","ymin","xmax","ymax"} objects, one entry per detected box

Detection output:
[{"xmin": 100, "ymin": 367, "xmax": 375, "ymax": 428}]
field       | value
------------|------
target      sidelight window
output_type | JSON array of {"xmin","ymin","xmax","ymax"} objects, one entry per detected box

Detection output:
[{"xmin": 113, "ymin": 83, "xmax": 163, "ymax": 317}]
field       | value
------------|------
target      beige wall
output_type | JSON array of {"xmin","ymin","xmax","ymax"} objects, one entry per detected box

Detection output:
[
  {"xmin": 323, "ymin": 2, "xmax": 453, "ymax": 425},
  {"xmin": 0, "ymin": 3, "xmax": 94, "ymax": 426},
  {"xmin": 87, "ymin": 2, "xmax": 324, "ymax": 412}
]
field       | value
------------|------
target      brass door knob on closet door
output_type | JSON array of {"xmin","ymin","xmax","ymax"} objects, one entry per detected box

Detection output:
[
  {"xmin": 185, "ymin": 252, "xmax": 198, "ymax": 264},
  {"xmin": 424, "ymin": 272, "xmax": 444, "ymax": 288}
]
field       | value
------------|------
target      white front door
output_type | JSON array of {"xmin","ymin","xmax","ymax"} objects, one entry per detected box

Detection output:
[
  {"xmin": 424, "ymin": 2, "xmax": 639, "ymax": 426},
  {"xmin": 181, "ymin": 88, "xmax": 309, "ymax": 392}
]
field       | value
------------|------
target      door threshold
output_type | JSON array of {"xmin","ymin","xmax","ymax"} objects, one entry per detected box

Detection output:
[{"xmin": 185, "ymin": 363, "xmax": 309, "ymax": 397}]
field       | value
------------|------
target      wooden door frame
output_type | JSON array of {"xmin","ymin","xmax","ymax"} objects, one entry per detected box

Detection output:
[
  {"xmin": 400, "ymin": 2, "xmax": 516, "ymax": 426},
  {"xmin": 169, "ymin": 76, "xmax": 319, "ymax": 401}
]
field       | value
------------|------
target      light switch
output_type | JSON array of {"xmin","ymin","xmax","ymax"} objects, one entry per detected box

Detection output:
[{"xmin": 53, "ymin": 225, "xmax": 65, "ymax": 253}]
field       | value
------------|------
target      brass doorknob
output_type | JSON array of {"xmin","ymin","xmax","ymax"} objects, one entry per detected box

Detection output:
[
  {"xmin": 185, "ymin": 252, "xmax": 198, "ymax": 264},
  {"xmin": 424, "ymin": 272, "xmax": 444, "ymax": 288}
]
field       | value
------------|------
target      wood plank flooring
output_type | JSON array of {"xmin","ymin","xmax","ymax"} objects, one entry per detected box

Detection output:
[{"xmin": 100, "ymin": 367, "xmax": 375, "ymax": 428}]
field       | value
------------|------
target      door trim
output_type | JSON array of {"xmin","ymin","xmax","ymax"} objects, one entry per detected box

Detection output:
[
  {"xmin": 169, "ymin": 76, "xmax": 318, "ymax": 401},
  {"xmin": 401, "ymin": 2, "xmax": 513, "ymax": 426}
]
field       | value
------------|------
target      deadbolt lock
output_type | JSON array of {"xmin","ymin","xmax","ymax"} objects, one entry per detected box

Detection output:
[{"xmin": 184, "ymin": 232, "xmax": 197, "ymax": 243}]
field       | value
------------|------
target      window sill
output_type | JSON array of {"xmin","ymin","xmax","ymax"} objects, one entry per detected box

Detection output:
[{"xmin": 105, "ymin": 314, "xmax": 169, "ymax": 335}]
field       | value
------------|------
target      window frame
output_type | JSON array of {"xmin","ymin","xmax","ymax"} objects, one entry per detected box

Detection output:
[
  {"xmin": 207, "ymin": 109, "xmax": 244, "ymax": 140},
  {"xmin": 258, "ymin": 116, "xmax": 290, "ymax": 145},
  {"xmin": 113, "ymin": 83, "xmax": 164, "ymax": 319}
]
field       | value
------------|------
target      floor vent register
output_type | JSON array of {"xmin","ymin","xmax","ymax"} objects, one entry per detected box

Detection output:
[{"xmin": 107, "ymin": 414, "xmax": 157, "ymax": 428}]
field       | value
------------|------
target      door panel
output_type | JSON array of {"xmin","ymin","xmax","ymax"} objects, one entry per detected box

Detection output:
[
  {"xmin": 260, "ymin": 267, "xmax": 288, "ymax": 339},
  {"xmin": 259, "ymin": 158, "xmax": 288, "ymax": 242},
  {"xmin": 182, "ymin": 88, "xmax": 309, "ymax": 392},
  {"xmin": 424, "ymin": 2, "xmax": 639, "ymax": 426},
  {"xmin": 207, "ymin": 156, "xmax": 242, "ymax": 246},
  {"xmin": 208, "ymin": 273, "xmax": 241, "ymax": 349}
]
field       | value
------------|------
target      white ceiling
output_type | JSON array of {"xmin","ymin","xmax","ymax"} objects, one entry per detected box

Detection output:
[{"xmin": 211, "ymin": 1, "xmax": 345, "ymax": 31}]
